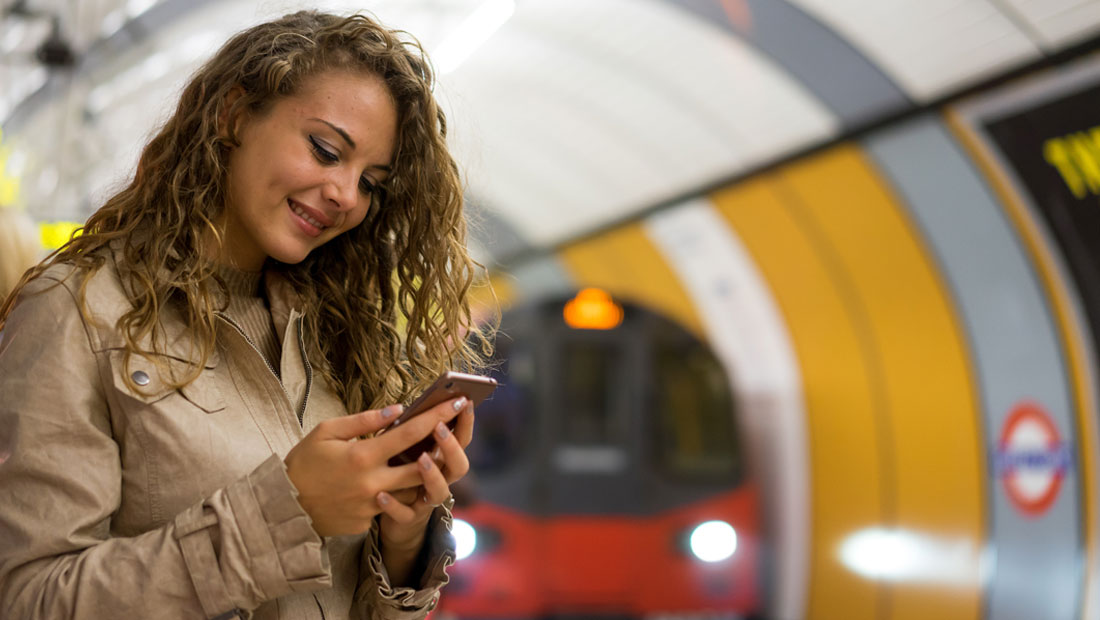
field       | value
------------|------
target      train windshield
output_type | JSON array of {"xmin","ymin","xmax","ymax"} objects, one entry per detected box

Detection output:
[
  {"xmin": 559, "ymin": 340, "xmax": 623, "ymax": 445},
  {"xmin": 652, "ymin": 336, "xmax": 740, "ymax": 479}
]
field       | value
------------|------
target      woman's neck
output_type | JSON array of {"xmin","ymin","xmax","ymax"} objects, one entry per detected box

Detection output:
[{"xmin": 216, "ymin": 263, "xmax": 263, "ymax": 298}]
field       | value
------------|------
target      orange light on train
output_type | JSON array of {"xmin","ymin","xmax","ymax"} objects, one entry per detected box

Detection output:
[{"xmin": 563, "ymin": 288, "xmax": 623, "ymax": 330}]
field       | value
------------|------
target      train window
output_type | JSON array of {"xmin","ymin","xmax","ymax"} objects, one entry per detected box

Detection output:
[
  {"xmin": 466, "ymin": 340, "xmax": 532, "ymax": 473},
  {"xmin": 652, "ymin": 337, "xmax": 740, "ymax": 478},
  {"xmin": 559, "ymin": 340, "xmax": 623, "ymax": 445}
]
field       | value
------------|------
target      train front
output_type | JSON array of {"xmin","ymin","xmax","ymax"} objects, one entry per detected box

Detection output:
[{"xmin": 436, "ymin": 291, "xmax": 763, "ymax": 620}]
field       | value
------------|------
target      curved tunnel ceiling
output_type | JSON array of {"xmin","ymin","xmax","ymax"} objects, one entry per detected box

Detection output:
[{"xmin": 2, "ymin": 0, "xmax": 1099, "ymax": 265}]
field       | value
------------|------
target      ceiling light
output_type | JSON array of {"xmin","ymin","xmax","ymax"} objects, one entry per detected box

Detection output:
[
  {"xmin": 432, "ymin": 0, "xmax": 515, "ymax": 75},
  {"xmin": 126, "ymin": 0, "xmax": 158, "ymax": 19}
]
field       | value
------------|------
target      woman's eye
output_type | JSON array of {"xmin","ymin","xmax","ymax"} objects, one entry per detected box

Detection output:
[
  {"xmin": 308, "ymin": 136, "xmax": 338, "ymax": 163},
  {"xmin": 309, "ymin": 134, "xmax": 379, "ymax": 199}
]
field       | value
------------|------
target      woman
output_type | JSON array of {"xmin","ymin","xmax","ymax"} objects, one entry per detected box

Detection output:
[{"xmin": 0, "ymin": 10, "xmax": 491, "ymax": 619}]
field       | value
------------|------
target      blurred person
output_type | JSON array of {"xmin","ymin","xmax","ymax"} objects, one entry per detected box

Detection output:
[
  {"xmin": 0, "ymin": 207, "xmax": 39, "ymax": 468},
  {"xmin": 0, "ymin": 206, "xmax": 41, "ymax": 303},
  {"xmin": 0, "ymin": 11, "xmax": 492, "ymax": 620}
]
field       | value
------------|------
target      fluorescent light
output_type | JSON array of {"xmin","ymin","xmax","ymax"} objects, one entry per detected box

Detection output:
[
  {"xmin": 1, "ymin": 21, "xmax": 27, "ymax": 54},
  {"xmin": 432, "ymin": 0, "xmax": 516, "ymax": 75},
  {"xmin": 839, "ymin": 528, "xmax": 976, "ymax": 584},
  {"xmin": 100, "ymin": 9, "xmax": 127, "ymax": 39},
  {"xmin": 0, "ymin": 66, "xmax": 47, "ymax": 125},
  {"xmin": 126, "ymin": 0, "xmax": 158, "ymax": 19},
  {"xmin": 6, "ymin": 149, "xmax": 27, "ymax": 178}
]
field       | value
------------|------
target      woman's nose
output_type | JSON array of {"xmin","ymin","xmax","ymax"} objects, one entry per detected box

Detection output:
[{"xmin": 321, "ymin": 170, "xmax": 359, "ymax": 210}]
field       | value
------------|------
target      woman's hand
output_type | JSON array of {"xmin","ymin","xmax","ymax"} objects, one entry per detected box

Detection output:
[
  {"xmin": 376, "ymin": 400, "xmax": 474, "ymax": 529},
  {"xmin": 283, "ymin": 397, "xmax": 467, "ymax": 538},
  {"xmin": 374, "ymin": 400, "xmax": 475, "ymax": 585}
]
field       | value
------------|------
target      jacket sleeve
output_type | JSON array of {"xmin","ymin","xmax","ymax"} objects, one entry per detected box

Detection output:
[
  {"xmin": 0, "ymin": 276, "xmax": 331, "ymax": 619},
  {"xmin": 353, "ymin": 506, "xmax": 456, "ymax": 620}
]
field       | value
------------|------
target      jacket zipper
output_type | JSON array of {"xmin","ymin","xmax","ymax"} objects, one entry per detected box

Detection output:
[
  {"xmin": 295, "ymin": 315, "xmax": 313, "ymax": 427},
  {"xmin": 215, "ymin": 312, "xmax": 300, "ymax": 426}
]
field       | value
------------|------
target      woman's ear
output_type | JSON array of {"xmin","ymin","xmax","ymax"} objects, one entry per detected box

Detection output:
[{"xmin": 218, "ymin": 86, "xmax": 246, "ymax": 141}]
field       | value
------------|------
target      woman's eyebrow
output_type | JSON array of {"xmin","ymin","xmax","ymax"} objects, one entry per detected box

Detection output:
[
  {"xmin": 308, "ymin": 117, "xmax": 391, "ymax": 172},
  {"xmin": 310, "ymin": 117, "xmax": 356, "ymax": 149}
]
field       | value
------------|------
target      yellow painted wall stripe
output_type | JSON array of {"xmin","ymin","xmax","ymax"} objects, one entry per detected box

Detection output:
[
  {"xmin": 781, "ymin": 145, "xmax": 984, "ymax": 620},
  {"xmin": 947, "ymin": 108, "xmax": 1100, "ymax": 620},
  {"xmin": 712, "ymin": 175, "xmax": 881, "ymax": 620},
  {"xmin": 558, "ymin": 223, "xmax": 703, "ymax": 338}
]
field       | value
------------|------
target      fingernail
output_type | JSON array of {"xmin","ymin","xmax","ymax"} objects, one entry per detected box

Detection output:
[
  {"xmin": 452, "ymin": 397, "xmax": 467, "ymax": 412},
  {"xmin": 436, "ymin": 422, "xmax": 450, "ymax": 440},
  {"xmin": 377, "ymin": 492, "xmax": 390, "ymax": 506},
  {"xmin": 381, "ymin": 404, "xmax": 402, "ymax": 420},
  {"xmin": 432, "ymin": 447, "xmax": 442, "ymax": 461},
  {"xmin": 419, "ymin": 452, "xmax": 432, "ymax": 471}
]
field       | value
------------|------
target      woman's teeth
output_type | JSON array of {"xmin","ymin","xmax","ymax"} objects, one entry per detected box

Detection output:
[{"xmin": 291, "ymin": 203, "xmax": 326, "ymax": 229}]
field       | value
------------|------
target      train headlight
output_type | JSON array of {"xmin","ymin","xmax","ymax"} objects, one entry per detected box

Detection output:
[
  {"xmin": 452, "ymin": 518, "xmax": 478, "ymax": 561},
  {"xmin": 689, "ymin": 520, "xmax": 738, "ymax": 563}
]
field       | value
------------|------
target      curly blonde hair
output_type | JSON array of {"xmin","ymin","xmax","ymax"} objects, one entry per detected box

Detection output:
[{"xmin": 1, "ymin": 11, "xmax": 493, "ymax": 411}]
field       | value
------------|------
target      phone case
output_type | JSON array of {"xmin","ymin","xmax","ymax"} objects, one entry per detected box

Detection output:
[{"xmin": 387, "ymin": 371, "xmax": 498, "ymax": 465}]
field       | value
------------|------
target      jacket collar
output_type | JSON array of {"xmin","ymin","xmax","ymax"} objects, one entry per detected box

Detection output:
[
  {"xmin": 102, "ymin": 240, "xmax": 297, "ymax": 367},
  {"xmin": 89, "ymin": 249, "xmax": 217, "ymax": 368},
  {"xmin": 262, "ymin": 268, "xmax": 303, "ymax": 346},
  {"xmin": 104, "ymin": 238, "xmax": 308, "ymax": 367}
]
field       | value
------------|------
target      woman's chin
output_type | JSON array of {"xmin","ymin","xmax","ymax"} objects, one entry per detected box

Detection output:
[{"xmin": 266, "ymin": 243, "xmax": 314, "ymax": 266}]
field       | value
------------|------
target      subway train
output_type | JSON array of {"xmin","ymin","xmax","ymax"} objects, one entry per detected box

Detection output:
[
  {"xmin": 439, "ymin": 291, "xmax": 762, "ymax": 618},
  {"xmin": 445, "ymin": 53, "xmax": 1100, "ymax": 620}
]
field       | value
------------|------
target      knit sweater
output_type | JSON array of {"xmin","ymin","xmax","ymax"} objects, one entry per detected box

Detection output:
[{"xmin": 217, "ymin": 266, "xmax": 281, "ymax": 373}]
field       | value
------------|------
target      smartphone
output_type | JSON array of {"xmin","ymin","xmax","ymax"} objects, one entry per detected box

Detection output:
[{"xmin": 385, "ymin": 371, "xmax": 498, "ymax": 466}]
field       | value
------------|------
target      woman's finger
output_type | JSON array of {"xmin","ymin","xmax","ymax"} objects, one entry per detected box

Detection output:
[
  {"xmin": 416, "ymin": 452, "xmax": 452, "ymax": 505},
  {"xmin": 432, "ymin": 407, "xmax": 472, "ymax": 464},
  {"xmin": 376, "ymin": 491, "xmax": 419, "ymax": 524},
  {"xmin": 452, "ymin": 405, "xmax": 475, "ymax": 449},
  {"xmin": 312, "ymin": 404, "xmax": 403, "ymax": 441},
  {"xmin": 388, "ymin": 487, "xmax": 420, "ymax": 506},
  {"xmin": 373, "ymin": 397, "xmax": 466, "ymax": 460},
  {"xmin": 432, "ymin": 421, "xmax": 470, "ymax": 484},
  {"xmin": 342, "ymin": 459, "xmax": 424, "ymax": 497}
]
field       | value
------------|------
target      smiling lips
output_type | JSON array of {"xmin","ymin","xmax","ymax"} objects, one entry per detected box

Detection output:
[{"xmin": 288, "ymin": 199, "xmax": 333, "ymax": 236}]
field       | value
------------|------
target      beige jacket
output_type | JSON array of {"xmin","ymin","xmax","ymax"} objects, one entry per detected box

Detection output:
[{"xmin": 0, "ymin": 251, "xmax": 454, "ymax": 619}]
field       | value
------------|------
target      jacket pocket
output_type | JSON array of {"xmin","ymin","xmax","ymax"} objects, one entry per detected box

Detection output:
[{"xmin": 107, "ymin": 349, "xmax": 225, "ymax": 414}]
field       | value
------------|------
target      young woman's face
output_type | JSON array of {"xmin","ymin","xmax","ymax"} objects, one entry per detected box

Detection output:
[{"xmin": 220, "ymin": 71, "xmax": 398, "ymax": 271}]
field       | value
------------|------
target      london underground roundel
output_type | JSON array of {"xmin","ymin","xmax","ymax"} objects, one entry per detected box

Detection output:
[{"xmin": 994, "ymin": 402, "xmax": 1072, "ymax": 518}]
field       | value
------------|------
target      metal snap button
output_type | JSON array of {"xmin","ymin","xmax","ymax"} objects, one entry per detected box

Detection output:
[{"xmin": 132, "ymin": 370, "xmax": 151, "ymax": 386}]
